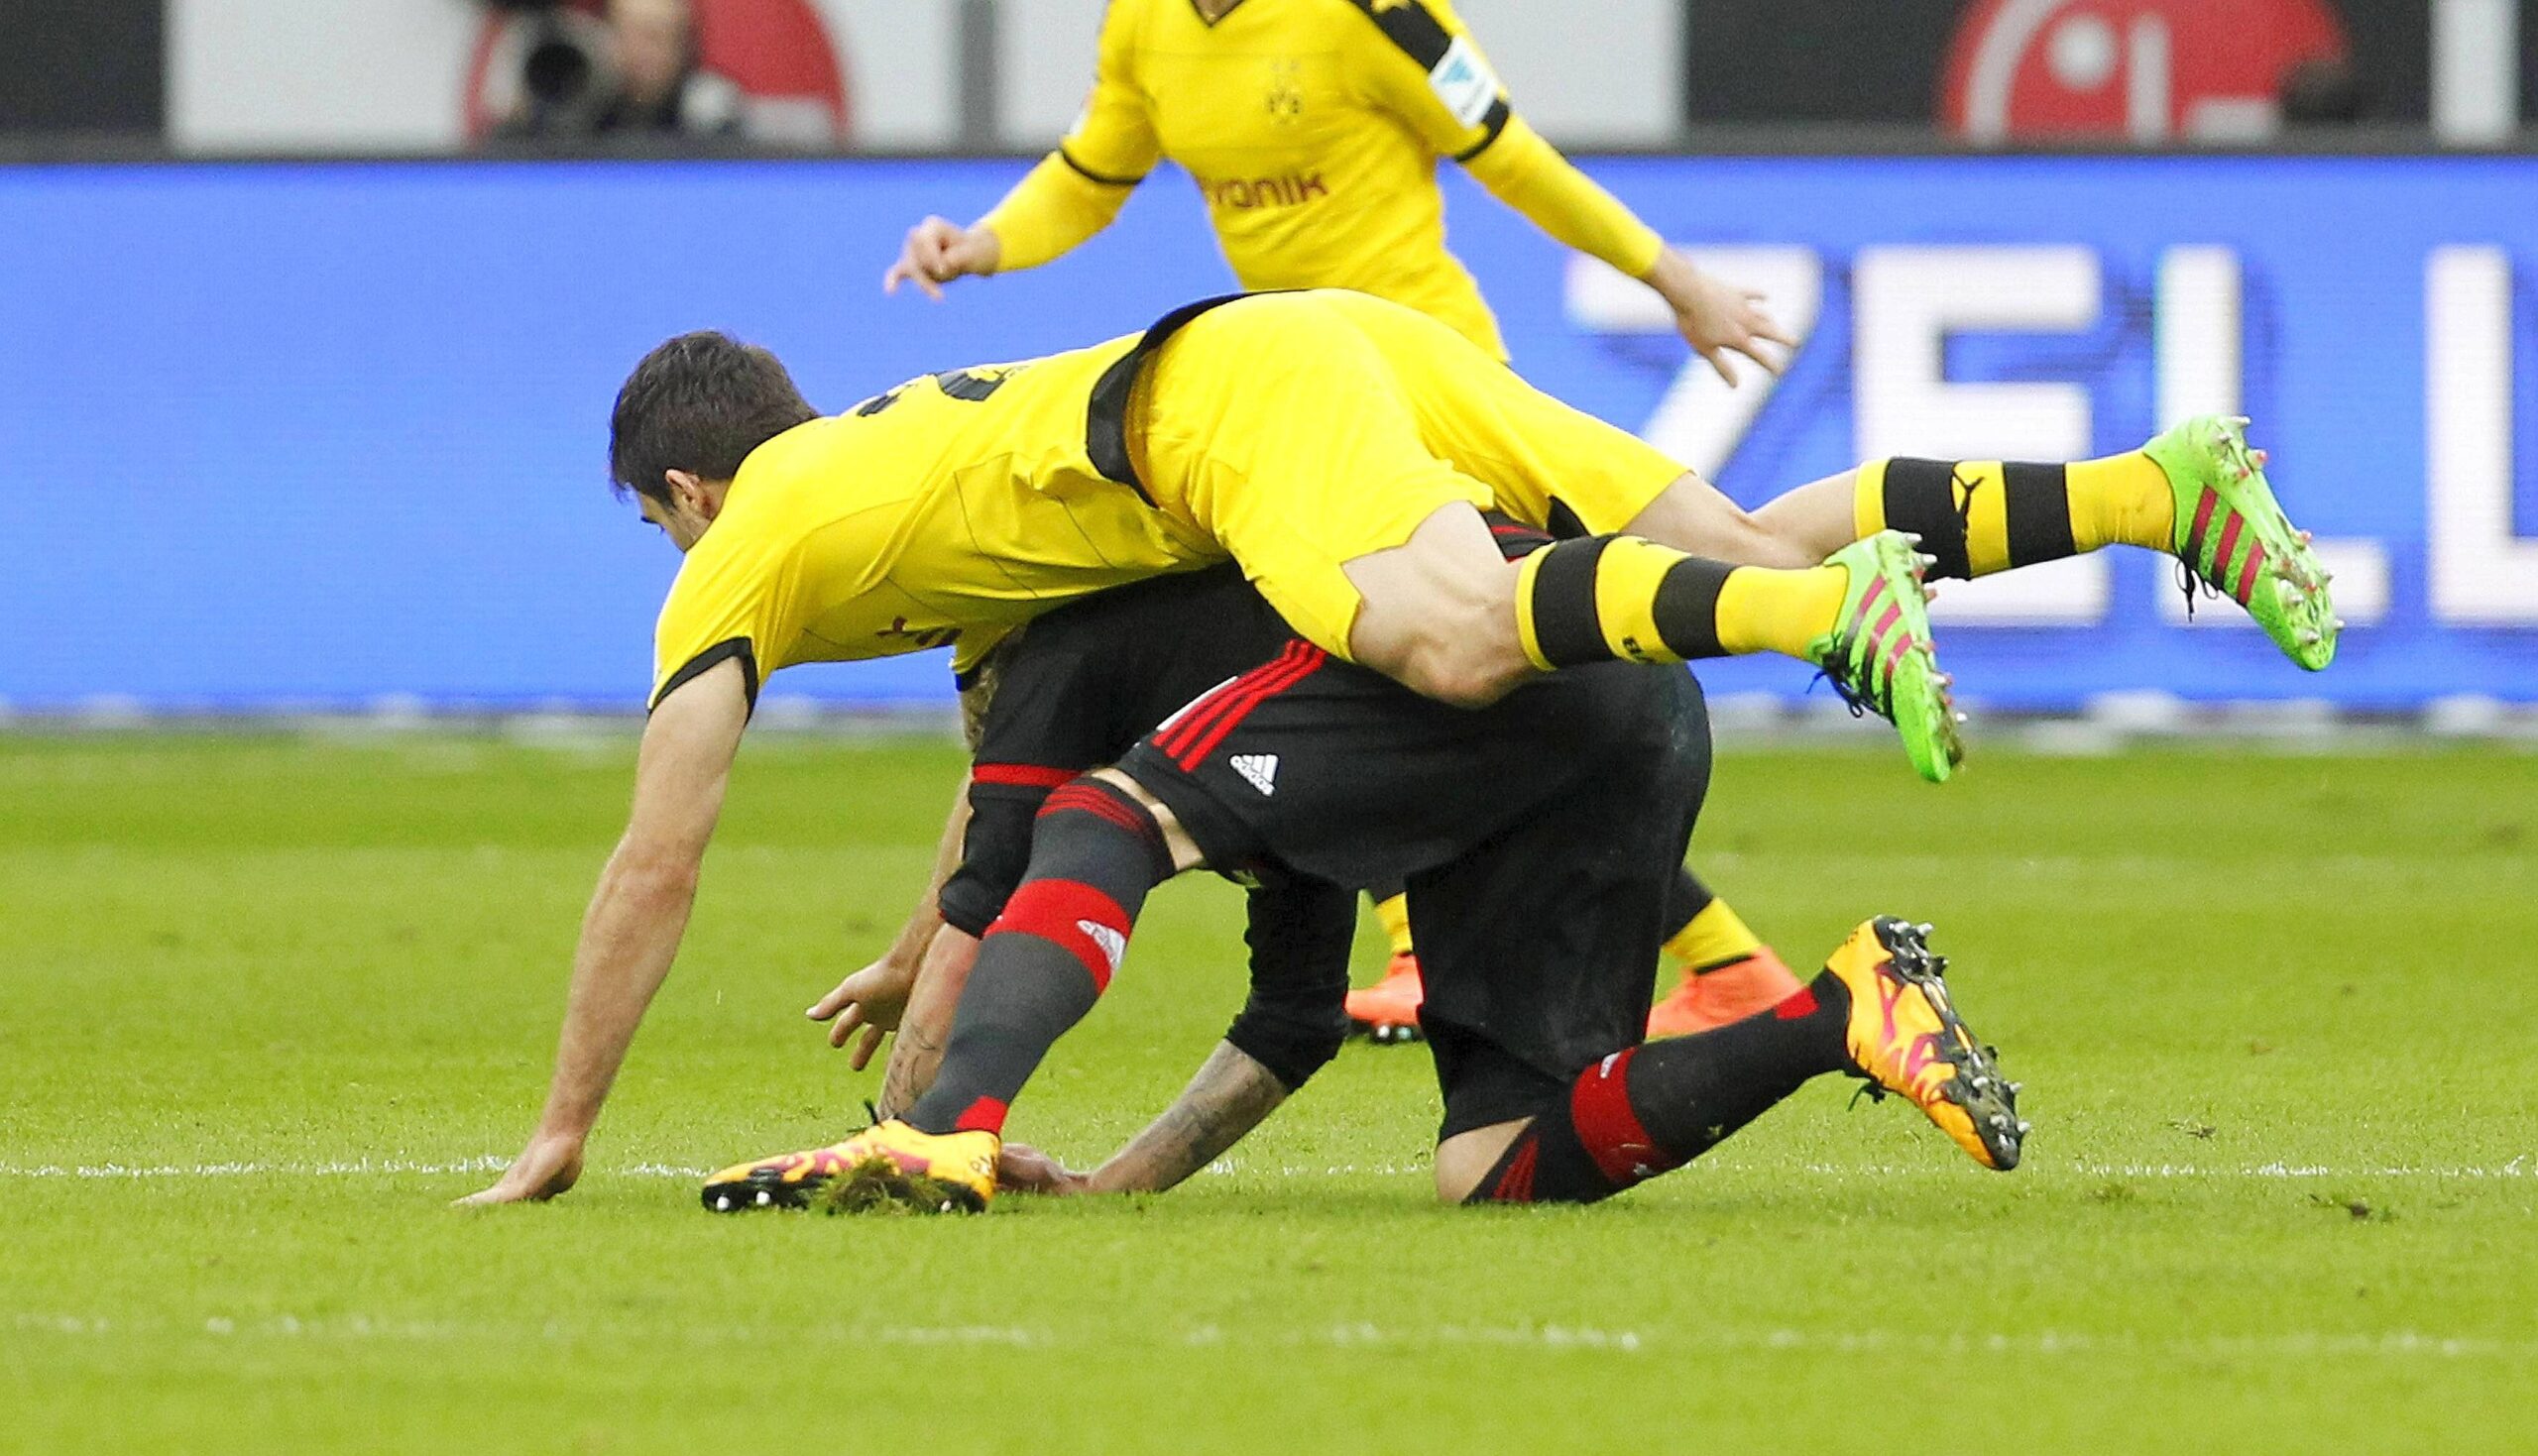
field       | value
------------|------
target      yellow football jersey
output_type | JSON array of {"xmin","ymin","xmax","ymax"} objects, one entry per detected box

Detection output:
[
  {"xmin": 980, "ymin": 0, "xmax": 1664, "ymax": 361},
  {"xmin": 649, "ymin": 330, "xmax": 1220, "ymax": 709}
]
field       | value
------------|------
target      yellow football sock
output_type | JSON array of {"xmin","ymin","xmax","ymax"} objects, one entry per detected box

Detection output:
[
  {"xmin": 2067, "ymin": 452, "xmax": 2176, "ymax": 554},
  {"xmin": 1714, "ymin": 564, "xmax": 1847, "ymax": 659},
  {"xmin": 1372, "ymin": 891, "xmax": 1413, "ymax": 960},
  {"xmin": 1664, "ymin": 898, "xmax": 1764, "ymax": 973}
]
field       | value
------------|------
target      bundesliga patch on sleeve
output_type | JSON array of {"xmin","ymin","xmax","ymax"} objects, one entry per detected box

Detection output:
[{"xmin": 1427, "ymin": 36, "xmax": 1500, "ymax": 129}]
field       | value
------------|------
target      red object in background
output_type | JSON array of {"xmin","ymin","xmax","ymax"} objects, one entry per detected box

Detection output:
[
  {"xmin": 1943, "ymin": 0, "xmax": 2347, "ymax": 143},
  {"xmin": 466, "ymin": 0, "xmax": 850, "ymax": 143}
]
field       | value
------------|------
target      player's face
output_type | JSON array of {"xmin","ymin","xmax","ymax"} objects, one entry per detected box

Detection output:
[{"xmin": 636, "ymin": 489, "xmax": 708, "ymax": 554}]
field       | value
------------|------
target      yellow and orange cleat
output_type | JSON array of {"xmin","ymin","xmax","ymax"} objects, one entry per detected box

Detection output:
[
  {"xmin": 1820, "ymin": 917, "xmax": 2025, "ymax": 1171},
  {"xmin": 1646, "ymin": 947, "xmax": 1806, "ymax": 1038},
  {"xmin": 1344, "ymin": 951, "xmax": 1425, "ymax": 1045},
  {"xmin": 700, "ymin": 1119, "xmax": 999, "ymax": 1214}
]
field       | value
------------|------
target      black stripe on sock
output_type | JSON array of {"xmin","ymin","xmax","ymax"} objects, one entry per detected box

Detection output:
[
  {"xmin": 1650, "ymin": 557, "xmax": 1733, "ymax": 660},
  {"xmin": 1526, "ymin": 536, "xmax": 1613, "ymax": 668},
  {"xmin": 1880, "ymin": 458, "xmax": 1971, "ymax": 582},
  {"xmin": 2001, "ymin": 462, "xmax": 2077, "ymax": 568}
]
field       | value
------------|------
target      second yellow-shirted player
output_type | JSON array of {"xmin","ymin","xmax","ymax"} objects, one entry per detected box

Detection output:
[
  {"xmin": 881, "ymin": 0, "xmax": 1800, "ymax": 1039},
  {"xmin": 885, "ymin": 0, "xmax": 1791, "ymax": 377}
]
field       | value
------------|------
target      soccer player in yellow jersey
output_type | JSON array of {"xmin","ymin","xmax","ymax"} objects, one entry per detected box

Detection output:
[
  {"xmin": 460, "ymin": 289, "xmax": 2333, "ymax": 1205},
  {"xmin": 884, "ymin": 0, "xmax": 1789, "ymax": 380},
  {"xmin": 882, "ymin": 0, "xmax": 1796, "ymax": 1029}
]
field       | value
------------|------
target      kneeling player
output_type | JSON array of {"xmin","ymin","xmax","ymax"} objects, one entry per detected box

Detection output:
[{"xmin": 701, "ymin": 563, "xmax": 2025, "ymax": 1211}]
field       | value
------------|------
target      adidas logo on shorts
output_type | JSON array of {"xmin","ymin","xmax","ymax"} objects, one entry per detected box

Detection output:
[{"xmin": 1229, "ymin": 753, "xmax": 1280, "ymax": 796}]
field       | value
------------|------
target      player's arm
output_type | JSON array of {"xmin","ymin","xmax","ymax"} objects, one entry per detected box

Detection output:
[
  {"xmin": 808, "ymin": 767, "xmax": 971, "ymax": 1061},
  {"xmin": 1003, "ymin": 876, "xmax": 1357, "ymax": 1195},
  {"xmin": 458, "ymin": 659, "xmax": 749, "ymax": 1205},
  {"xmin": 806, "ymin": 656, "xmax": 1014, "ymax": 1067},
  {"xmin": 1349, "ymin": 0, "xmax": 1791, "ymax": 382},
  {"xmin": 884, "ymin": 5, "xmax": 1159, "ymax": 297}
]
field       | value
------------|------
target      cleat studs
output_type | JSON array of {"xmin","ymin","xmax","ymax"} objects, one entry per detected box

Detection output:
[
  {"xmin": 754, "ymin": 1189, "xmax": 772, "ymax": 1207},
  {"xmin": 714, "ymin": 1194, "xmax": 734, "ymax": 1211},
  {"xmin": 2017, "ymin": 1121, "xmax": 2033, "ymax": 1136},
  {"xmin": 2332, "ymin": 618, "xmax": 2346, "ymax": 631}
]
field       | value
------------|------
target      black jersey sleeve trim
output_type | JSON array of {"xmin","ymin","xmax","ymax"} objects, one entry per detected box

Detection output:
[
  {"xmin": 649, "ymin": 637, "xmax": 759, "ymax": 715},
  {"xmin": 1084, "ymin": 291, "xmax": 1258, "ymax": 500},
  {"xmin": 1342, "ymin": 0, "xmax": 1454, "ymax": 68},
  {"xmin": 1058, "ymin": 144, "xmax": 1147, "ymax": 188},
  {"xmin": 1451, "ymin": 98, "xmax": 1513, "ymax": 162}
]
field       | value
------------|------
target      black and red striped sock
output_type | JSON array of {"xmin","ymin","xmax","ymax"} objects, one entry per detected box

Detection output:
[
  {"xmin": 903, "ymin": 777, "xmax": 1173, "ymax": 1137},
  {"xmin": 1470, "ymin": 972, "xmax": 1852, "ymax": 1204}
]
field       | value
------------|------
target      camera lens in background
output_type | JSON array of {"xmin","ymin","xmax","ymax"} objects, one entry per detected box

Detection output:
[{"xmin": 523, "ymin": 33, "xmax": 596, "ymax": 107}]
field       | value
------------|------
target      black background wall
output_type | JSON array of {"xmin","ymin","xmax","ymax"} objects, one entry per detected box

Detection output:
[{"xmin": 0, "ymin": 0, "xmax": 164, "ymax": 134}]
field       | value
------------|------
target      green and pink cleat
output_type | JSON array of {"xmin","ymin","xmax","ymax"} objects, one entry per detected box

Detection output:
[
  {"xmin": 2144, "ymin": 414, "xmax": 2341, "ymax": 671},
  {"xmin": 1809, "ymin": 530, "xmax": 1962, "ymax": 786}
]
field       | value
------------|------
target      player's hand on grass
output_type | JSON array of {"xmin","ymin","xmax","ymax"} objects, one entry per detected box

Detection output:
[
  {"xmin": 456, "ymin": 1134, "xmax": 584, "ymax": 1207},
  {"xmin": 808, "ymin": 955, "xmax": 919, "ymax": 1067},
  {"xmin": 1646, "ymin": 248, "xmax": 1796, "ymax": 387},
  {"xmin": 997, "ymin": 1143, "xmax": 1091, "ymax": 1196},
  {"xmin": 883, "ymin": 217, "xmax": 1001, "ymax": 300}
]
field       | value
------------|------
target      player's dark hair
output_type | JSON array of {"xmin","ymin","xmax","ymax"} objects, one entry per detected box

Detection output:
[{"xmin": 608, "ymin": 331, "xmax": 817, "ymax": 505}]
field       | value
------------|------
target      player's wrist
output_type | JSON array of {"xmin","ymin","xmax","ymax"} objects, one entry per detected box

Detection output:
[
  {"xmin": 963, "ymin": 223, "xmax": 1004, "ymax": 276},
  {"xmin": 1641, "ymin": 246, "xmax": 1696, "ymax": 299}
]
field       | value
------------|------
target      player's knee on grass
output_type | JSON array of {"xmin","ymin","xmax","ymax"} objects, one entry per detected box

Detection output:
[{"xmin": 1440, "ymin": 1109, "xmax": 1648, "ymax": 1206}]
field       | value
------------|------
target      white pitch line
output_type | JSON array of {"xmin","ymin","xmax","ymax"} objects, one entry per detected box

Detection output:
[
  {"xmin": 10, "ymin": 1312, "xmax": 2534, "ymax": 1360},
  {"xmin": 0, "ymin": 1157, "xmax": 2528, "ymax": 1181}
]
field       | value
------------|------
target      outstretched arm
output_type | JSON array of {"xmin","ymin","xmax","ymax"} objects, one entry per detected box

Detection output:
[
  {"xmin": 1463, "ymin": 128, "xmax": 1793, "ymax": 384},
  {"xmin": 1347, "ymin": 0, "xmax": 1791, "ymax": 381},
  {"xmin": 1002, "ymin": 876, "xmax": 1355, "ymax": 1196},
  {"xmin": 1004, "ymin": 1040, "xmax": 1294, "ymax": 1195},
  {"xmin": 883, "ymin": 5, "xmax": 1157, "ymax": 297},
  {"xmin": 457, "ymin": 660, "xmax": 750, "ymax": 1205}
]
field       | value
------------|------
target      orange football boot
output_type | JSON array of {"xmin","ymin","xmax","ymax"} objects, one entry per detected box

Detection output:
[
  {"xmin": 1820, "ymin": 917, "xmax": 2025, "ymax": 1171},
  {"xmin": 1344, "ymin": 952, "xmax": 1425, "ymax": 1045},
  {"xmin": 701, "ymin": 1120, "xmax": 999, "ymax": 1213},
  {"xmin": 1646, "ymin": 947, "xmax": 1806, "ymax": 1038}
]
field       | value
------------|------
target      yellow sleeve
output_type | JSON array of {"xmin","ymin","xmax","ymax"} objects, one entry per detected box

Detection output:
[
  {"xmin": 650, "ymin": 547, "xmax": 789, "ymax": 712},
  {"xmin": 1460, "ymin": 115, "xmax": 1665, "ymax": 280},
  {"xmin": 1342, "ymin": 0, "xmax": 1510, "ymax": 159},
  {"xmin": 1342, "ymin": 0, "xmax": 1663, "ymax": 279},
  {"xmin": 979, "ymin": 1, "xmax": 1158, "ymax": 273}
]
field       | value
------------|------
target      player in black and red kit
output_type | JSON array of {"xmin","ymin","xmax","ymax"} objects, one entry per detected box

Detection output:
[{"xmin": 702, "ymin": 528, "xmax": 2027, "ymax": 1211}]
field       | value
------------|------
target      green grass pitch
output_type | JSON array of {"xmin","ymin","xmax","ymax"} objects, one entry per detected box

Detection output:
[{"xmin": 3, "ymin": 731, "xmax": 2535, "ymax": 1453}]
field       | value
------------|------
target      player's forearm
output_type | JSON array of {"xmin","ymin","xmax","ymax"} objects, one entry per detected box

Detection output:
[
  {"xmin": 977, "ymin": 154, "xmax": 1132, "ymax": 273},
  {"xmin": 874, "ymin": 927, "xmax": 980, "ymax": 1119},
  {"xmin": 532, "ymin": 845, "xmax": 701, "ymax": 1141},
  {"xmin": 1464, "ymin": 117, "xmax": 1664, "ymax": 279},
  {"xmin": 1083, "ymin": 1042, "xmax": 1291, "ymax": 1194}
]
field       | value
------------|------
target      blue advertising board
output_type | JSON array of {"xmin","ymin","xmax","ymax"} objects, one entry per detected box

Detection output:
[{"xmin": 3, "ymin": 155, "xmax": 2534, "ymax": 711}]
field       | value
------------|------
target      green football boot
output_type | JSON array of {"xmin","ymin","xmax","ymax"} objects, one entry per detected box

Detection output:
[
  {"xmin": 1809, "ymin": 530, "xmax": 1962, "ymax": 785},
  {"xmin": 2143, "ymin": 414, "xmax": 2340, "ymax": 671}
]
